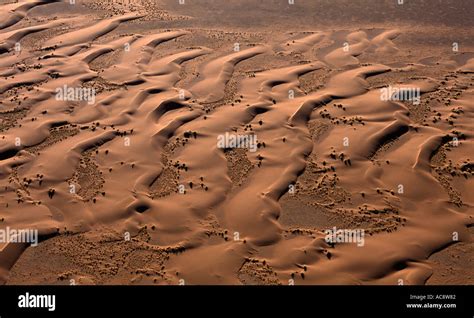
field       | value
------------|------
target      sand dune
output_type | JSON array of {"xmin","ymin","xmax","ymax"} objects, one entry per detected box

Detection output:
[{"xmin": 0, "ymin": 0, "xmax": 473, "ymax": 285}]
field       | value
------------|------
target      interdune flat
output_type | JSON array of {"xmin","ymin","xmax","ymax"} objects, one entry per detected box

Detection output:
[{"xmin": 0, "ymin": 0, "xmax": 472, "ymax": 285}]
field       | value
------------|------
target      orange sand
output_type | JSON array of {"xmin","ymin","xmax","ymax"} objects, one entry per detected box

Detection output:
[{"xmin": 0, "ymin": 0, "xmax": 473, "ymax": 285}]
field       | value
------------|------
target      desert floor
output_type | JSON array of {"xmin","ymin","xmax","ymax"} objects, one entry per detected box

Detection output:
[{"xmin": 0, "ymin": 0, "xmax": 473, "ymax": 285}]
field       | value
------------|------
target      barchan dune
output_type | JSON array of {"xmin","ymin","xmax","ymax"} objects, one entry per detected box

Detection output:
[{"xmin": 0, "ymin": 0, "xmax": 473, "ymax": 285}]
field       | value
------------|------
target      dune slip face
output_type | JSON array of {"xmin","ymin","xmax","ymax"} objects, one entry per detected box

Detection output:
[{"xmin": 0, "ymin": 0, "xmax": 473, "ymax": 286}]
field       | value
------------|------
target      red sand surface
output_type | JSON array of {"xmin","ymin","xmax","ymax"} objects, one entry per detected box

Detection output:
[{"xmin": 0, "ymin": 0, "xmax": 473, "ymax": 285}]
